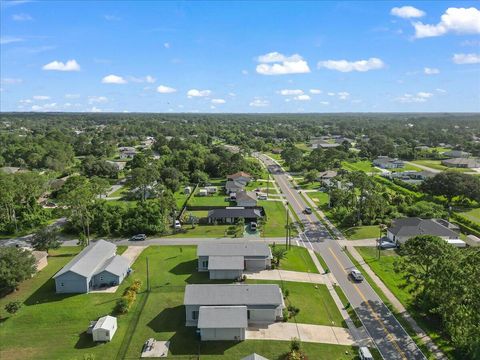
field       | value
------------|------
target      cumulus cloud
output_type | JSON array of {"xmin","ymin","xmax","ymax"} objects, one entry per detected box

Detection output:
[
  {"xmin": 452, "ymin": 53, "xmax": 480, "ymax": 64},
  {"xmin": 256, "ymin": 52, "xmax": 310, "ymax": 75},
  {"xmin": 241, "ymin": 70, "xmax": 248, "ymax": 75},
  {"xmin": 42, "ymin": 59, "xmax": 80, "ymax": 71},
  {"xmin": 157, "ymin": 85, "xmax": 177, "ymax": 93},
  {"xmin": 278, "ymin": 89, "xmax": 304, "ymax": 96},
  {"xmin": 33, "ymin": 95, "xmax": 50, "ymax": 100},
  {"xmin": 310, "ymin": 89, "xmax": 322, "ymax": 94},
  {"xmin": 88, "ymin": 96, "xmax": 108, "ymax": 104},
  {"xmin": 187, "ymin": 89, "xmax": 211, "ymax": 97},
  {"xmin": 90, "ymin": 106, "xmax": 102, "ymax": 113},
  {"xmin": 294, "ymin": 94, "xmax": 311, "ymax": 101},
  {"xmin": 249, "ymin": 99, "xmax": 269, "ymax": 107},
  {"xmin": 211, "ymin": 98, "xmax": 226, "ymax": 104},
  {"xmin": 424, "ymin": 67, "xmax": 440, "ymax": 75},
  {"xmin": 101, "ymin": 74, "xmax": 127, "ymax": 84},
  {"xmin": 318, "ymin": 58, "xmax": 384, "ymax": 72},
  {"xmin": 31, "ymin": 103, "xmax": 58, "ymax": 111},
  {"xmin": 12, "ymin": 13, "xmax": 32, "ymax": 21},
  {"xmin": 414, "ymin": 7, "xmax": 480, "ymax": 38},
  {"xmin": 390, "ymin": 6, "xmax": 425, "ymax": 18},
  {"xmin": 396, "ymin": 92, "xmax": 433, "ymax": 103}
]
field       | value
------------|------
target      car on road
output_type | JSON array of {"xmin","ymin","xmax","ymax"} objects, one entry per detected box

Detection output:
[
  {"xmin": 130, "ymin": 234, "xmax": 146, "ymax": 241},
  {"xmin": 174, "ymin": 220, "xmax": 182, "ymax": 229},
  {"xmin": 303, "ymin": 207, "xmax": 312, "ymax": 214},
  {"xmin": 350, "ymin": 269, "xmax": 364, "ymax": 282},
  {"xmin": 358, "ymin": 346, "xmax": 373, "ymax": 360}
]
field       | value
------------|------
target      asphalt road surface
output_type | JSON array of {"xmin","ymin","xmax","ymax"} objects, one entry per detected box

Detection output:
[{"xmin": 257, "ymin": 153, "xmax": 425, "ymax": 360}]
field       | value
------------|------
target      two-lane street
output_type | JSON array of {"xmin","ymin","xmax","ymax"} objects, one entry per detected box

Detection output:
[{"xmin": 258, "ymin": 153, "xmax": 425, "ymax": 360}]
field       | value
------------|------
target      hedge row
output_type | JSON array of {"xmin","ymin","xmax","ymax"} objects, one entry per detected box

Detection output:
[
  {"xmin": 451, "ymin": 213, "xmax": 480, "ymax": 237},
  {"xmin": 115, "ymin": 279, "xmax": 142, "ymax": 314}
]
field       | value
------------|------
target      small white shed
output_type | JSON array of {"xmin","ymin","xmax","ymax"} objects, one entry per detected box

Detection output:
[
  {"xmin": 92, "ymin": 315, "xmax": 117, "ymax": 342},
  {"xmin": 198, "ymin": 188, "xmax": 208, "ymax": 196},
  {"xmin": 206, "ymin": 186, "xmax": 217, "ymax": 194},
  {"xmin": 466, "ymin": 234, "xmax": 480, "ymax": 247},
  {"xmin": 184, "ymin": 186, "xmax": 192, "ymax": 195}
]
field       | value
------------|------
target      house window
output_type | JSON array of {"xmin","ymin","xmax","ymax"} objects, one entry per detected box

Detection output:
[
  {"xmin": 247, "ymin": 310, "xmax": 250, "ymax": 320},
  {"xmin": 100, "ymin": 276, "xmax": 104, "ymax": 281},
  {"xmin": 60, "ymin": 282, "xmax": 64, "ymax": 287},
  {"xmin": 192, "ymin": 311, "xmax": 199, "ymax": 320},
  {"xmin": 202, "ymin": 260, "xmax": 208, "ymax": 268}
]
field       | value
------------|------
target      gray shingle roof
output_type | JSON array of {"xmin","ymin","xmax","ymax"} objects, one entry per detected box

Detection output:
[
  {"xmin": 208, "ymin": 256, "xmax": 244, "ymax": 270},
  {"xmin": 53, "ymin": 240, "xmax": 117, "ymax": 279},
  {"xmin": 184, "ymin": 284, "xmax": 283, "ymax": 306},
  {"xmin": 98, "ymin": 255, "xmax": 130, "ymax": 276},
  {"xmin": 198, "ymin": 242, "xmax": 271, "ymax": 257},
  {"xmin": 208, "ymin": 208, "xmax": 262, "ymax": 219},
  {"xmin": 241, "ymin": 354, "xmax": 270, "ymax": 360},
  {"xmin": 225, "ymin": 180, "xmax": 245, "ymax": 190},
  {"xmin": 236, "ymin": 190, "xmax": 256, "ymax": 202},
  {"xmin": 198, "ymin": 306, "xmax": 248, "ymax": 329},
  {"xmin": 388, "ymin": 218, "xmax": 459, "ymax": 238}
]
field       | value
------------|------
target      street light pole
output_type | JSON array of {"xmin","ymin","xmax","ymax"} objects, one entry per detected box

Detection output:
[{"xmin": 285, "ymin": 201, "xmax": 289, "ymax": 250}]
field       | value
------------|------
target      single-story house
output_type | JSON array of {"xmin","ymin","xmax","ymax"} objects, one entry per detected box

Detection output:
[
  {"xmin": 441, "ymin": 158, "xmax": 480, "ymax": 168},
  {"xmin": 53, "ymin": 240, "xmax": 130, "ymax": 293},
  {"xmin": 241, "ymin": 354, "xmax": 269, "ymax": 360},
  {"xmin": 335, "ymin": 137, "xmax": 354, "ymax": 145},
  {"xmin": 225, "ymin": 180, "xmax": 245, "ymax": 194},
  {"xmin": 384, "ymin": 170, "xmax": 435, "ymax": 184},
  {"xmin": 373, "ymin": 156, "xmax": 405, "ymax": 169},
  {"xmin": 235, "ymin": 190, "xmax": 257, "ymax": 207},
  {"xmin": 197, "ymin": 243, "xmax": 272, "ymax": 279},
  {"xmin": 184, "ymin": 284, "xmax": 284, "ymax": 341},
  {"xmin": 227, "ymin": 172, "xmax": 252, "ymax": 185},
  {"xmin": 317, "ymin": 170, "xmax": 338, "ymax": 186},
  {"xmin": 105, "ymin": 160, "xmax": 126, "ymax": 171},
  {"xmin": 387, "ymin": 218, "xmax": 465, "ymax": 247},
  {"xmin": 465, "ymin": 235, "xmax": 480, "ymax": 247},
  {"xmin": 443, "ymin": 150, "xmax": 471, "ymax": 158},
  {"xmin": 118, "ymin": 147, "xmax": 137, "ymax": 159},
  {"xmin": 91, "ymin": 315, "xmax": 117, "ymax": 342},
  {"xmin": 207, "ymin": 207, "xmax": 262, "ymax": 224},
  {"xmin": 311, "ymin": 141, "xmax": 340, "ymax": 149}
]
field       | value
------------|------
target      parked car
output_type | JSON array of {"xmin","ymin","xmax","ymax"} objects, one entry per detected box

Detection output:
[
  {"xmin": 130, "ymin": 234, "xmax": 146, "ymax": 241},
  {"xmin": 350, "ymin": 269, "xmax": 364, "ymax": 282},
  {"xmin": 257, "ymin": 194, "xmax": 267, "ymax": 200},
  {"xmin": 358, "ymin": 346, "xmax": 373, "ymax": 360},
  {"xmin": 174, "ymin": 220, "xmax": 182, "ymax": 229},
  {"xmin": 304, "ymin": 207, "xmax": 312, "ymax": 214},
  {"xmin": 250, "ymin": 222, "xmax": 257, "ymax": 231},
  {"xmin": 378, "ymin": 240, "xmax": 397, "ymax": 249}
]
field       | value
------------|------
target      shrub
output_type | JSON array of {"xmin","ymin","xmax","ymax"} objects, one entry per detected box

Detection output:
[
  {"xmin": 282, "ymin": 308, "xmax": 289, "ymax": 322},
  {"xmin": 284, "ymin": 289, "xmax": 290, "ymax": 298},
  {"xmin": 130, "ymin": 279, "xmax": 142, "ymax": 293},
  {"xmin": 290, "ymin": 337, "xmax": 301, "ymax": 352},
  {"xmin": 4, "ymin": 301, "xmax": 22, "ymax": 314},
  {"xmin": 115, "ymin": 298, "xmax": 129, "ymax": 314}
]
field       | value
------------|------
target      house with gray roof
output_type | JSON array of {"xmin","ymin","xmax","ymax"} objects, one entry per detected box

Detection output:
[
  {"xmin": 443, "ymin": 150, "xmax": 471, "ymax": 158},
  {"xmin": 235, "ymin": 190, "xmax": 257, "ymax": 207},
  {"xmin": 54, "ymin": 240, "xmax": 130, "ymax": 293},
  {"xmin": 387, "ymin": 218, "xmax": 465, "ymax": 247},
  {"xmin": 207, "ymin": 207, "xmax": 262, "ymax": 224},
  {"xmin": 441, "ymin": 157, "xmax": 480, "ymax": 168},
  {"xmin": 184, "ymin": 284, "xmax": 284, "ymax": 341},
  {"xmin": 197, "ymin": 243, "xmax": 272, "ymax": 279},
  {"xmin": 373, "ymin": 156, "xmax": 404, "ymax": 169},
  {"xmin": 225, "ymin": 179, "xmax": 245, "ymax": 194}
]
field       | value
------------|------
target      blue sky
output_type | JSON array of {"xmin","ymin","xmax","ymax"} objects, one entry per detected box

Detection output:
[{"xmin": 1, "ymin": 0, "xmax": 479, "ymax": 113}]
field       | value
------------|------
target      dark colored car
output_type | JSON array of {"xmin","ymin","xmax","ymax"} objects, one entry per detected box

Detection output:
[
  {"xmin": 378, "ymin": 240, "xmax": 397, "ymax": 249},
  {"xmin": 130, "ymin": 234, "xmax": 147, "ymax": 241},
  {"xmin": 304, "ymin": 207, "xmax": 313, "ymax": 214}
]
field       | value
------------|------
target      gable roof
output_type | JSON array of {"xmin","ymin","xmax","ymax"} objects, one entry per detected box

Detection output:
[
  {"xmin": 93, "ymin": 315, "xmax": 117, "ymax": 331},
  {"xmin": 198, "ymin": 242, "xmax": 271, "ymax": 257},
  {"xmin": 443, "ymin": 150, "xmax": 471, "ymax": 158},
  {"xmin": 388, "ymin": 218, "xmax": 459, "ymax": 238},
  {"xmin": 207, "ymin": 208, "xmax": 262, "ymax": 219},
  {"xmin": 241, "ymin": 354, "xmax": 270, "ymax": 360},
  {"xmin": 208, "ymin": 256, "xmax": 244, "ymax": 270},
  {"xmin": 198, "ymin": 306, "xmax": 248, "ymax": 329},
  {"xmin": 236, "ymin": 190, "xmax": 256, "ymax": 202},
  {"xmin": 227, "ymin": 171, "xmax": 252, "ymax": 179},
  {"xmin": 442, "ymin": 158, "xmax": 480, "ymax": 167},
  {"xmin": 98, "ymin": 255, "xmax": 130, "ymax": 276},
  {"xmin": 53, "ymin": 240, "xmax": 116, "ymax": 279},
  {"xmin": 184, "ymin": 284, "xmax": 283, "ymax": 306},
  {"xmin": 225, "ymin": 180, "xmax": 245, "ymax": 190},
  {"xmin": 318, "ymin": 170, "xmax": 338, "ymax": 179}
]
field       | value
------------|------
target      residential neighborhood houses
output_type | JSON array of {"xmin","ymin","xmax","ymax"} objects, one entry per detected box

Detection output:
[{"xmin": 372, "ymin": 156, "xmax": 405, "ymax": 169}]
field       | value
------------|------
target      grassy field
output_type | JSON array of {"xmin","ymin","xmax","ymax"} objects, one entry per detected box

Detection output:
[
  {"xmin": 108, "ymin": 185, "xmax": 129, "ymax": 198},
  {"xmin": 390, "ymin": 163, "xmax": 423, "ymax": 172},
  {"xmin": 458, "ymin": 207, "xmax": 480, "ymax": 226},
  {"xmin": 173, "ymin": 189, "xmax": 190, "ymax": 209},
  {"xmin": 166, "ymin": 224, "xmax": 233, "ymax": 238},
  {"xmin": 344, "ymin": 225, "xmax": 380, "ymax": 240},
  {"xmin": 275, "ymin": 245, "xmax": 319, "ymax": 273},
  {"xmin": 333, "ymin": 285, "xmax": 363, "ymax": 328},
  {"xmin": 341, "ymin": 160, "xmax": 380, "ymax": 173},
  {"xmin": 308, "ymin": 191, "xmax": 329, "ymax": 207},
  {"xmin": 411, "ymin": 160, "xmax": 471, "ymax": 173},
  {"xmin": 260, "ymin": 200, "xmax": 291, "ymax": 237},
  {"xmin": 188, "ymin": 186, "xmax": 231, "ymax": 206}
]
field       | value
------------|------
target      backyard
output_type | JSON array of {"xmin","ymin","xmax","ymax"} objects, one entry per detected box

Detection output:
[
  {"xmin": 344, "ymin": 225, "xmax": 381, "ymax": 240},
  {"xmin": 341, "ymin": 160, "xmax": 380, "ymax": 173}
]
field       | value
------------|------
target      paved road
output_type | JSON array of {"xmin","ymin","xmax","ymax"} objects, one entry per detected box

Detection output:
[{"xmin": 257, "ymin": 153, "xmax": 425, "ymax": 360}]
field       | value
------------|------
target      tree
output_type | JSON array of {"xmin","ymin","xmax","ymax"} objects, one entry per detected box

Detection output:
[
  {"xmin": 421, "ymin": 172, "xmax": 478, "ymax": 206},
  {"xmin": 272, "ymin": 247, "xmax": 287, "ymax": 266},
  {"xmin": 0, "ymin": 247, "xmax": 36, "ymax": 292},
  {"xmin": 304, "ymin": 169, "xmax": 318, "ymax": 183},
  {"xmin": 31, "ymin": 226, "xmax": 60, "ymax": 254},
  {"xmin": 4, "ymin": 301, "xmax": 22, "ymax": 314}
]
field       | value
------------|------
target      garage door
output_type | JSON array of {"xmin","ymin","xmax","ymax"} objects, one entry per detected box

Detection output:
[{"xmin": 245, "ymin": 259, "xmax": 266, "ymax": 271}]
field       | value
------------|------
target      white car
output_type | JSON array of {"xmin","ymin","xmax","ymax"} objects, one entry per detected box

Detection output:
[
  {"xmin": 350, "ymin": 269, "xmax": 364, "ymax": 282},
  {"xmin": 174, "ymin": 220, "xmax": 182, "ymax": 229}
]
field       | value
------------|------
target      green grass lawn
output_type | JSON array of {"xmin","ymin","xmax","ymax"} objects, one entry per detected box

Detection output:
[
  {"xmin": 315, "ymin": 253, "xmax": 330, "ymax": 273},
  {"xmin": 341, "ymin": 160, "xmax": 380, "ymax": 173},
  {"xmin": 344, "ymin": 225, "xmax": 381, "ymax": 240},
  {"xmin": 411, "ymin": 160, "xmax": 471, "ymax": 173},
  {"xmin": 308, "ymin": 191, "xmax": 329, "ymax": 207},
  {"xmin": 246, "ymin": 179, "xmax": 279, "ymax": 194},
  {"xmin": 390, "ymin": 163, "xmax": 423, "ymax": 172},
  {"xmin": 247, "ymin": 280, "xmax": 346, "ymax": 328},
  {"xmin": 260, "ymin": 200, "xmax": 295, "ymax": 237},
  {"xmin": 458, "ymin": 207, "xmax": 480, "ymax": 226},
  {"xmin": 265, "ymin": 152, "xmax": 283, "ymax": 162},
  {"xmin": 274, "ymin": 245, "xmax": 319, "ymax": 273},
  {"xmin": 108, "ymin": 184, "xmax": 129, "ymax": 198},
  {"xmin": 333, "ymin": 285, "xmax": 363, "ymax": 328},
  {"xmin": 187, "ymin": 186, "xmax": 232, "ymax": 206},
  {"xmin": 173, "ymin": 189, "xmax": 190, "ymax": 209},
  {"xmin": 166, "ymin": 224, "xmax": 233, "ymax": 238}
]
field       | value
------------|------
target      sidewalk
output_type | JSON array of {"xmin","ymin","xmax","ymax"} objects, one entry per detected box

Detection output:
[{"xmin": 246, "ymin": 269, "xmax": 327, "ymax": 284}]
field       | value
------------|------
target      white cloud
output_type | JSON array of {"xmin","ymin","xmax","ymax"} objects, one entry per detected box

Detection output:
[
  {"xmin": 102, "ymin": 74, "xmax": 127, "ymax": 84},
  {"xmin": 424, "ymin": 67, "xmax": 440, "ymax": 75},
  {"xmin": 309, "ymin": 89, "xmax": 322, "ymax": 94},
  {"xmin": 228, "ymin": 92, "xmax": 236, "ymax": 97},
  {"xmin": 90, "ymin": 106, "xmax": 102, "ymax": 113},
  {"xmin": 327, "ymin": 92, "xmax": 336, "ymax": 96},
  {"xmin": 1, "ymin": 78, "xmax": 22, "ymax": 84},
  {"xmin": 12, "ymin": 13, "xmax": 32, "ymax": 21},
  {"xmin": 452, "ymin": 53, "xmax": 480, "ymax": 64},
  {"xmin": 461, "ymin": 39, "xmax": 480, "ymax": 47},
  {"xmin": 249, "ymin": 99, "xmax": 269, "ymax": 107},
  {"xmin": 318, "ymin": 58, "xmax": 384, "ymax": 72},
  {"xmin": 129, "ymin": 75, "xmax": 156, "ymax": 83},
  {"xmin": 256, "ymin": 52, "xmax": 310, "ymax": 75},
  {"xmin": 338, "ymin": 92, "xmax": 350, "ymax": 100},
  {"xmin": 436, "ymin": 88, "xmax": 447, "ymax": 94},
  {"xmin": 279, "ymin": 89, "xmax": 304, "ymax": 96},
  {"xmin": 157, "ymin": 85, "xmax": 177, "ymax": 93},
  {"xmin": 396, "ymin": 92, "xmax": 433, "ymax": 103},
  {"xmin": 414, "ymin": 7, "xmax": 480, "ymax": 38},
  {"xmin": 88, "ymin": 96, "xmax": 108, "ymax": 104},
  {"xmin": 187, "ymin": 89, "xmax": 211, "ymax": 97},
  {"xmin": 0, "ymin": 36, "xmax": 24, "ymax": 45},
  {"xmin": 320, "ymin": 101, "xmax": 329, "ymax": 105},
  {"xmin": 104, "ymin": 14, "xmax": 121, "ymax": 21},
  {"xmin": 42, "ymin": 59, "xmax": 80, "ymax": 72},
  {"xmin": 33, "ymin": 95, "xmax": 50, "ymax": 100},
  {"xmin": 164, "ymin": 42, "xmax": 171, "ymax": 49},
  {"xmin": 211, "ymin": 98, "xmax": 226, "ymax": 104},
  {"xmin": 242, "ymin": 70, "xmax": 248, "ymax": 75},
  {"xmin": 31, "ymin": 103, "xmax": 58, "ymax": 111},
  {"xmin": 19, "ymin": 99, "xmax": 32, "ymax": 104},
  {"xmin": 294, "ymin": 94, "xmax": 311, "ymax": 101},
  {"xmin": 65, "ymin": 94, "xmax": 80, "ymax": 99},
  {"xmin": 390, "ymin": 6, "xmax": 425, "ymax": 18}
]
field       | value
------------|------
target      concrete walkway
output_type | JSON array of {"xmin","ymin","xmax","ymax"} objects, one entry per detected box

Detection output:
[
  {"xmin": 246, "ymin": 322, "xmax": 354, "ymax": 345},
  {"xmin": 121, "ymin": 245, "xmax": 148, "ymax": 265},
  {"xmin": 246, "ymin": 269, "xmax": 327, "ymax": 284},
  {"xmin": 338, "ymin": 239, "xmax": 378, "ymax": 247}
]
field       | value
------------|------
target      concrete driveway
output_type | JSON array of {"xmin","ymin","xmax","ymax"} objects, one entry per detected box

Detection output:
[
  {"xmin": 121, "ymin": 245, "xmax": 147, "ymax": 265},
  {"xmin": 246, "ymin": 322, "xmax": 354, "ymax": 345},
  {"xmin": 246, "ymin": 269, "xmax": 327, "ymax": 284}
]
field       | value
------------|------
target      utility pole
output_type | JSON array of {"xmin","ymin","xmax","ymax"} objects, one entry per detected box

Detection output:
[
  {"xmin": 285, "ymin": 201, "xmax": 289, "ymax": 249},
  {"xmin": 146, "ymin": 256, "xmax": 150, "ymax": 292}
]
